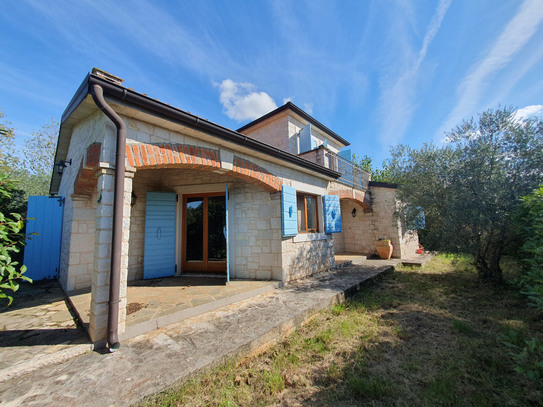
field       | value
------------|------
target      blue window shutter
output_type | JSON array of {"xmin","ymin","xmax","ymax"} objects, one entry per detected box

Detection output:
[
  {"xmin": 311, "ymin": 137, "xmax": 318, "ymax": 150},
  {"xmin": 323, "ymin": 195, "xmax": 342, "ymax": 233},
  {"xmin": 144, "ymin": 192, "xmax": 177, "ymax": 279},
  {"xmin": 281, "ymin": 185, "xmax": 298, "ymax": 237},
  {"xmin": 299, "ymin": 124, "xmax": 312, "ymax": 153}
]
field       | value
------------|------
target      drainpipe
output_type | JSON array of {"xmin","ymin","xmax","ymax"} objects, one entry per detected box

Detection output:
[{"xmin": 91, "ymin": 84, "xmax": 126, "ymax": 352}]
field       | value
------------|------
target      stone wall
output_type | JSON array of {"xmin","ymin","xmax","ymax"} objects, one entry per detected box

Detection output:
[
  {"xmin": 399, "ymin": 229, "xmax": 419, "ymax": 258},
  {"xmin": 333, "ymin": 185, "xmax": 419, "ymax": 259},
  {"xmin": 238, "ymin": 113, "xmax": 290, "ymax": 152},
  {"xmin": 127, "ymin": 168, "xmax": 284, "ymax": 282},
  {"xmin": 58, "ymin": 111, "xmax": 112, "ymax": 292},
  {"xmin": 61, "ymin": 196, "xmax": 96, "ymax": 291},
  {"xmin": 281, "ymin": 234, "xmax": 335, "ymax": 282},
  {"xmin": 230, "ymin": 183, "xmax": 282, "ymax": 281},
  {"xmin": 337, "ymin": 199, "xmax": 376, "ymax": 255},
  {"xmin": 370, "ymin": 186, "xmax": 402, "ymax": 257}
]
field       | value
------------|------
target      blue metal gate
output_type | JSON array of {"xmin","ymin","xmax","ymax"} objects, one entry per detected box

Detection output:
[{"xmin": 23, "ymin": 196, "xmax": 64, "ymax": 281}]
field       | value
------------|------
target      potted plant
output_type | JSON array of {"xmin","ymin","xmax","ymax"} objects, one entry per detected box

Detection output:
[{"xmin": 376, "ymin": 238, "xmax": 393, "ymax": 259}]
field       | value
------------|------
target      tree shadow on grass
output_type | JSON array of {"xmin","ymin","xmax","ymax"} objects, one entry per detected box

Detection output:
[{"xmin": 286, "ymin": 269, "xmax": 540, "ymax": 406}]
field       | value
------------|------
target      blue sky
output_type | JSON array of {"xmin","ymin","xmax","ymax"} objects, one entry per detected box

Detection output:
[{"xmin": 1, "ymin": 0, "xmax": 543, "ymax": 166}]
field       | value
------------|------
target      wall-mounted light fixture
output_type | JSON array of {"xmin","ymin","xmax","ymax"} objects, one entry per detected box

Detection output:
[
  {"xmin": 131, "ymin": 192, "xmax": 138, "ymax": 207},
  {"xmin": 55, "ymin": 159, "xmax": 72, "ymax": 175},
  {"xmin": 352, "ymin": 208, "xmax": 357, "ymax": 218}
]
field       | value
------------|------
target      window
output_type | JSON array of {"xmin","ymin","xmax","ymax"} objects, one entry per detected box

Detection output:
[{"xmin": 297, "ymin": 193, "xmax": 319, "ymax": 233}]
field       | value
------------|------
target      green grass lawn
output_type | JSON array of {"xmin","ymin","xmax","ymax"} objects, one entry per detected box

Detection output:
[{"xmin": 143, "ymin": 255, "xmax": 542, "ymax": 406}]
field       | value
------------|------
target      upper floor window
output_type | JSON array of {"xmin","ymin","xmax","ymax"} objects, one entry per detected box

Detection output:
[{"xmin": 297, "ymin": 193, "xmax": 318, "ymax": 233}]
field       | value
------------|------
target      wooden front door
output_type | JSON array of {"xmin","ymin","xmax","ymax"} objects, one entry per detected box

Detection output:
[{"xmin": 182, "ymin": 193, "xmax": 227, "ymax": 273}]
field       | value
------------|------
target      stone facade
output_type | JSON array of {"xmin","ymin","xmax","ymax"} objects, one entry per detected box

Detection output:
[
  {"xmin": 239, "ymin": 111, "xmax": 291, "ymax": 152},
  {"xmin": 334, "ymin": 185, "xmax": 419, "ymax": 259},
  {"xmin": 230, "ymin": 184, "xmax": 282, "ymax": 281},
  {"xmin": 282, "ymin": 234, "xmax": 335, "ymax": 282},
  {"xmin": 58, "ymin": 111, "xmax": 109, "ymax": 292},
  {"xmin": 56, "ymin": 75, "xmax": 418, "ymax": 344}
]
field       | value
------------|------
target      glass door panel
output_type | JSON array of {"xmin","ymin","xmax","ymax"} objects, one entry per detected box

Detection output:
[
  {"xmin": 182, "ymin": 193, "xmax": 226, "ymax": 273},
  {"xmin": 185, "ymin": 197, "xmax": 203, "ymax": 262},
  {"xmin": 207, "ymin": 196, "xmax": 226, "ymax": 262}
]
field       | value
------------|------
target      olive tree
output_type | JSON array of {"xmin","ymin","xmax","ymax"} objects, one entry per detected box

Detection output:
[{"xmin": 389, "ymin": 107, "xmax": 543, "ymax": 282}]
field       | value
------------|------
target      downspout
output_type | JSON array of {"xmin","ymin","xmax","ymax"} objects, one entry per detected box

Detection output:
[{"xmin": 91, "ymin": 84, "xmax": 125, "ymax": 352}]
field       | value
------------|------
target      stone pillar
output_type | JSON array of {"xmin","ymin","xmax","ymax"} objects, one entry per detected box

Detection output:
[
  {"xmin": 89, "ymin": 167, "xmax": 115, "ymax": 343},
  {"xmin": 65, "ymin": 196, "xmax": 95, "ymax": 291},
  {"xmin": 118, "ymin": 167, "xmax": 135, "ymax": 334},
  {"xmin": 88, "ymin": 164, "xmax": 134, "ymax": 343}
]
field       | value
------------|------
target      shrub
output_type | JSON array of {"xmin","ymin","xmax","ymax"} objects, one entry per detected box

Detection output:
[
  {"xmin": 516, "ymin": 185, "xmax": 543, "ymax": 311},
  {"xmin": 0, "ymin": 173, "xmax": 31, "ymax": 305}
]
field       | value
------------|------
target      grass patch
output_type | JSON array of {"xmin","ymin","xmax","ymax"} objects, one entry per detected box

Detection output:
[{"xmin": 142, "ymin": 256, "xmax": 542, "ymax": 406}]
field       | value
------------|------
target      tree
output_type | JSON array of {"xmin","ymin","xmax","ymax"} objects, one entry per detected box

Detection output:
[
  {"xmin": 0, "ymin": 110, "xmax": 58, "ymax": 197},
  {"xmin": 352, "ymin": 153, "xmax": 397, "ymax": 183},
  {"xmin": 389, "ymin": 107, "xmax": 543, "ymax": 282},
  {"xmin": 19, "ymin": 119, "xmax": 58, "ymax": 196},
  {"xmin": 516, "ymin": 185, "xmax": 543, "ymax": 310},
  {"xmin": 0, "ymin": 109, "xmax": 19, "ymax": 173},
  {"xmin": 0, "ymin": 174, "xmax": 31, "ymax": 305}
]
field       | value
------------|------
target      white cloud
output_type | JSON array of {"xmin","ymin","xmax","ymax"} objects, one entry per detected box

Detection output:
[
  {"xmin": 437, "ymin": 0, "xmax": 543, "ymax": 139},
  {"xmin": 218, "ymin": 79, "xmax": 277, "ymax": 122},
  {"xmin": 514, "ymin": 104, "xmax": 543, "ymax": 120},
  {"xmin": 282, "ymin": 97, "xmax": 292, "ymax": 104},
  {"xmin": 303, "ymin": 103, "xmax": 314, "ymax": 115}
]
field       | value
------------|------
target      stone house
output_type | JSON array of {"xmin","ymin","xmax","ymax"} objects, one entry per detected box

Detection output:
[{"xmin": 51, "ymin": 68, "xmax": 418, "ymax": 348}]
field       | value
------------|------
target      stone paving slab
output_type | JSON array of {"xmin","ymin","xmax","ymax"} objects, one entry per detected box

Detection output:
[
  {"xmin": 0, "ymin": 280, "xmax": 92, "ymax": 383},
  {"xmin": 67, "ymin": 278, "xmax": 280, "ymax": 342},
  {"xmin": 0, "ymin": 264, "xmax": 392, "ymax": 407}
]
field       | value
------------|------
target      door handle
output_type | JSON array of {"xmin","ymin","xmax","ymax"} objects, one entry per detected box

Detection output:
[{"xmin": 157, "ymin": 227, "xmax": 161, "ymax": 239}]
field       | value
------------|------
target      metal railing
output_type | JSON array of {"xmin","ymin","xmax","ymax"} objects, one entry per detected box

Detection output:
[{"xmin": 326, "ymin": 152, "xmax": 370, "ymax": 190}]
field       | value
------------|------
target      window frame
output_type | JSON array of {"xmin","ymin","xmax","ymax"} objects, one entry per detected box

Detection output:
[{"xmin": 297, "ymin": 192, "xmax": 319, "ymax": 233}]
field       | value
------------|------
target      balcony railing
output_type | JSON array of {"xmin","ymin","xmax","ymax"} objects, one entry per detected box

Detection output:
[{"xmin": 326, "ymin": 152, "xmax": 370, "ymax": 190}]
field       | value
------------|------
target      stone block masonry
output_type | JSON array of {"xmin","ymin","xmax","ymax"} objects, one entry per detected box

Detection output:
[
  {"xmin": 282, "ymin": 235, "xmax": 335, "ymax": 282},
  {"xmin": 231, "ymin": 183, "xmax": 282, "ymax": 281}
]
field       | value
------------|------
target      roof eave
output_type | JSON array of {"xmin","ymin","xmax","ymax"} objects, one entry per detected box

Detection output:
[
  {"xmin": 237, "ymin": 101, "xmax": 350, "ymax": 147},
  {"xmin": 51, "ymin": 74, "xmax": 341, "ymax": 195}
]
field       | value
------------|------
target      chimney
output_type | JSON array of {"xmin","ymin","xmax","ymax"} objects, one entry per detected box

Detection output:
[{"xmin": 92, "ymin": 68, "xmax": 124, "ymax": 85}]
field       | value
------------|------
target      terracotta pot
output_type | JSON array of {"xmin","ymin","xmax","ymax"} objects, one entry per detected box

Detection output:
[{"xmin": 376, "ymin": 240, "xmax": 393, "ymax": 259}]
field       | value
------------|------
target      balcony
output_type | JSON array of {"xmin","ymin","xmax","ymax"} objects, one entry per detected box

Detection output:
[
  {"xmin": 326, "ymin": 152, "xmax": 370, "ymax": 190},
  {"xmin": 297, "ymin": 147, "xmax": 370, "ymax": 191}
]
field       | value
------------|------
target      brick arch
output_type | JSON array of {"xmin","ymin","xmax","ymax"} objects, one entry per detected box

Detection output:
[
  {"xmin": 330, "ymin": 189, "xmax": 372, "ymax": 210},
  {"xmin": 126, "ymin": 143, "xmax": 282, "ymax": 192}
]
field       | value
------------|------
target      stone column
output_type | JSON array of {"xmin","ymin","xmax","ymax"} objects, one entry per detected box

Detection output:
[
  {"xmin": 89, "ymin": 166, "xmax": 115, "ymax": 343},
  {"xmin": 88, "ymin": 164, "xmax": 134, "ymax": 343},
  {"xmin": 118, "ymin": 167, "xmax": 135, "ymax": 334}
]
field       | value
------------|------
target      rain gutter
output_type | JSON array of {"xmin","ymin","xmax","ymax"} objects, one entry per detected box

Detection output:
[
  {"xmin": 86, "ymin": 74, "xmax": 341, "ymax": 180},
  {"xmin": 90, "ymin": 84, "xmax": 126, "ymax": 352}
]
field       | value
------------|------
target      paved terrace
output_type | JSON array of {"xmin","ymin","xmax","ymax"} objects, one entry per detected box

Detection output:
[{"xmin": 0, "ymin": 256, "xmax": 430, "ymax": 406}]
